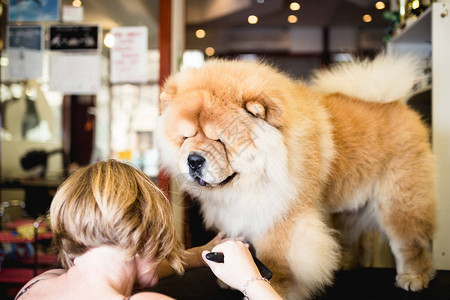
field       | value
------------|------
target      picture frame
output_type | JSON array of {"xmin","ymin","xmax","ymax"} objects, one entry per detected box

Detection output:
[{"xmin": 9, "ymin": 0, "xmax": 60, "ymax": 23}]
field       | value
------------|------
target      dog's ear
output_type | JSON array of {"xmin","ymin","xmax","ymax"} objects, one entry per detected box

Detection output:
[
  {"xmin": 245, "ymin": 101, "xmax": 265, "ymax": 119},
  {"xmin": 160, "ymin": 78, "xmax": 178, "ymax": 112},
  {"xmin": 243, "ymin": 92, "xmax": 284, "ymax": 128}
]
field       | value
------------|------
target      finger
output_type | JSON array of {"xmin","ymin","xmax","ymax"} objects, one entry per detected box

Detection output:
[
  {"xmin": 236, "ymin": 236, "xmax": 246, "ymax": 242},
  {"xmin": 236, "ymin": 240, "xmax": 246, "ymax": 247}
]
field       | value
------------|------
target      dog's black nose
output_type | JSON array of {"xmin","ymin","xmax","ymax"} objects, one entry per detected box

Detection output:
[{"xmin": 188, "ymin": 154, "xmax": 205, "ymax": 171}]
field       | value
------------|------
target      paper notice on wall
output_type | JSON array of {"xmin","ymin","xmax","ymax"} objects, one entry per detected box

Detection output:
[
  {"xmin": 49, "ymin": 25, "xmax": 99, "ymax": 51},
  {"xmin": 49, "ymin": 54, "xmax": 100, "ymax": 95},
  {"xmin": 7, "ymin": 25, "xmax": 44, "ymax": 80},
  {"xmin": 110, "ymin": 26, "xmax": 148, "ymax": 84},
  {"xmin": 62, "ymin": 5, "xmax": 84, "ymax": 22}
]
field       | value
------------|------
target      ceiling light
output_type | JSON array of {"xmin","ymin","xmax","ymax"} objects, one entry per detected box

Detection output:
[
  {"xmin": 104, "ymin": 32, "xmax": 115, "ymax": 48},
  {"xmin": 195, "ymin": 29, "xmax": 206, "ymax": 39},
  {"xmin": 290, "ymin": 2, "xmax": 301, "ymax": 11},
  {"xmin": 257, "ymin": 0, "xmax": 264, "ymax": 3},
  {"xmin": 362, "ymin": 14, "xmax": 372, "ymax": 22},
  {"xmin": 72, "ymin": 0, "xmax": 82, "ymax": 7},
  {"xmin": 248, "ymin": 15, "xmax": 258, "ymax": 24},
  {"xmin": 375, "ymin": 1, "xmax": 385, "ymax": 10},
  {"xmin": 205, "ymin": 47, "xmax": 215, "ymax": 56},
  {"xmin": 287, "ymin": 15, "xmax": 298, "ymax": 23}
]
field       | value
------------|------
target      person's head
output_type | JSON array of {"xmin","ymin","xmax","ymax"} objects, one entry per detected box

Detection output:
[{"xmin": 50, "ymin": 159, "xmax": 184, "ymax": 275}]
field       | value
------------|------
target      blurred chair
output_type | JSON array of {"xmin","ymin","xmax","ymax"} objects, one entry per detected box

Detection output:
[
  {"xmin": 0, "ymin": 200, "xmax": 27, "ymax": 228},
  {"xmin": 0, "ymin": 200, "xmax": 56, "ymax": 285}
]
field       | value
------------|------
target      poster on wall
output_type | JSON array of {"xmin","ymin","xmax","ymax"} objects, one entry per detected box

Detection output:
[
  {"xmin": 9, "ymin": 0, "xmax": 60, "ymax": 22},
  {"xmin": 110, "ymin": 26, "xmax": 148, "ymax": 84},
  {"xmin": 49, "ymin": 25, "xmax": 100, "ymax": 51},
  {"xmin": 7, "ymin": 25, "xmax": 44, "ymax": 80},
  {"xmin": 62, "ymin": 5, "xmax": 84, "ymax": 22},
  {"xmin": 49, "ymin": 54, "xmax": 100, "ymax": 95}
]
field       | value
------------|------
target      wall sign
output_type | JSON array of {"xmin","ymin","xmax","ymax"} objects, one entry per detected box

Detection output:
[
  {"xmin": 9, "ymin": 0, "xmax": 60, "ymax": 22},
  {"xmin": 49, "ymin": 25, "xmax": 100, "ymax": 51},
  {"xmin": 7, "ymin": 25, "xmax": 44, "ymax": 80},
  {"xmin": 49, "ymin": 54, "xmax": 100, "ymax": 95},
  {"xmin": 110, "ymin": 26, "xmax": 148, "ymax": 84},
  {"xmin": 62, "ymin": 5, "xmax": 84, "ymax": 22}
]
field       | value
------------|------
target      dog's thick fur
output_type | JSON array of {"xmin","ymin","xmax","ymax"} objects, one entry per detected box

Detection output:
[{"xmin": 156, "ymin": 55, "xmax": 436, "ymax": 299}]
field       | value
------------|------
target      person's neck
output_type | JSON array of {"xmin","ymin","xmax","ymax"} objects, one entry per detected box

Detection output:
[{"xmin": 69, "ymin": 246, "xmax": 137, "ymax": 296}]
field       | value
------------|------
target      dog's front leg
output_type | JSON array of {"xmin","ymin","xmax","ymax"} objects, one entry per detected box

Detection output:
[{"xmin": 254, "ymin": 208, "xmax": 341, "ymax": 299}]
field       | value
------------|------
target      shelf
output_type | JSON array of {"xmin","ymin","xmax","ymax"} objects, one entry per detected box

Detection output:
[
  {"xmin": 0, "ymin": 230, "xmax": 52, "ymax": 243},
  {"xmin": 5, "ymin": 219, "xmax": 48, "ymax": 230},
  {"xmin": 386, "ymin": 2, "xmax": 450, "ymax": 269},
  {"xmin": 390, "ymin": 7, "xmax": 431, "ymax": 44},
  {"xmin": 18, "ymin": 253, "xmax": 57, "ymax": 266},
  {"xmin": 0, "ymin": 268, "xmax": 49, "ymax": 284}
]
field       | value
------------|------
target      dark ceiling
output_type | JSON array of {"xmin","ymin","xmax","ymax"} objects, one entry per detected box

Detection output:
[
  {"xmin": 60, "ymin": 0, "xmax": 391, "ymax": 54},
  {"xmin": 185, "ymin": 0, "xmax": 391, "ymax": 54},
  {"xmin": 187, "ymin": 0, "xmax": 389, "ymax": 28}
]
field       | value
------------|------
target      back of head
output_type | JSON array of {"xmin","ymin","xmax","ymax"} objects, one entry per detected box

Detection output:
[{"xmin": 50, "ymin": 159, "xmax": 184, "ymax": 273}]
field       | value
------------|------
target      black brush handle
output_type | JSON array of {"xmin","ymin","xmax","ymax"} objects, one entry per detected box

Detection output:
[
  {"xmin": 205, "ymin": 252, "xmax": 225, "ymax": 263},
  {"xmin": 253, "ymin": 256, "xmax": 273, "ymax": 280}
]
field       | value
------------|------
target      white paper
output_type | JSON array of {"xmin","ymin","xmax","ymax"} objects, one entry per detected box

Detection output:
[
  {"xmin": 110, "ymin": 26, "xmax": 148, "ymax": 84},
  {"xmin": 62, "ymin": 5, "xmax": 84, "ymax": 22},
  {"xmin": 49, "ymin": 54, "xmax": 100, "ymax": 95},
  {"xmin": 7, "ymin": 49, "xmax": 43, "ymax": 80},
  {"xmin": 7, "ymin": 25, "xmax": 44, "ymax": 80}
]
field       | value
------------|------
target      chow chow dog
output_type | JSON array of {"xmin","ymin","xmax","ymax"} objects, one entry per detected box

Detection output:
[{"xmin": 156, "ymin": 55, "xmax": 435, "ymax": 299}]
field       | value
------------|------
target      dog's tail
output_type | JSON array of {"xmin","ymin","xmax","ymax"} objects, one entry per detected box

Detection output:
[{"xmin": 309, "ymin": 54, "xmax": 422, "ymax": 103}]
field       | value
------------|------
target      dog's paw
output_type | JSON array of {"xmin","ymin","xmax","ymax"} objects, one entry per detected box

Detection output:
[{"xmin": 395, "ymin": 273, "xmax": 430, "ymax": 291}]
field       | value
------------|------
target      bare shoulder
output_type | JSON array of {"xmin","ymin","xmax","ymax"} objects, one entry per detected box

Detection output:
[
  {"xmin": 38, "ymin": 268, "xmax": 67, "ymax": 278},
  {"xmin": 16, "ymin": 269, "xmax": 66, "ymax": 296},
  {"xmin": 131, "ymin": 291, "xmax": 176, "ymax": 300}
]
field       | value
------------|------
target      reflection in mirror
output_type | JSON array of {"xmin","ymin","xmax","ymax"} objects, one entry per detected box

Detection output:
[
  {"xmin": 1, "ymin": 80, "xmax": 62, "ymax": 143},
  {"xmin": 1, "ymin": 80, "xmax": 63, "ymax": 179}
]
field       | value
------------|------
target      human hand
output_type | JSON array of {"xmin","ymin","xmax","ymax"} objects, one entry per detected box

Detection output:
[
  {"xmin": 198, "ymin": 232, "xmax": 227, "ymax": 253},
  {"xmin": 202, "ymin": 240, "xmax": 261, "ymax": 292},
  {"xmin": 186, "ymin": 232, "xmax": 228, "ymax": 268},
  {"xmin": 159, "ymin": 233, "xmax": 235, "ymax": 279}
]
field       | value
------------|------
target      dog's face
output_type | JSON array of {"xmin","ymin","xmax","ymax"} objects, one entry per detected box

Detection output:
[{"xmin": 157, "ymin": 60, "xmax": 287, "ymax": 195}]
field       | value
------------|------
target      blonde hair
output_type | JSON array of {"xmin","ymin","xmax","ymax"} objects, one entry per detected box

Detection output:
[{"xmin": 50, "ymin": 159, "xmax": 184, "ymax": 274}]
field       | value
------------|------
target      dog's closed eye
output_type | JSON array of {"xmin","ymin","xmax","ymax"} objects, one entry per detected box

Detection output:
[{"xmin": 177, "ymin": 119, "xmax": 197, "ymax": 141}]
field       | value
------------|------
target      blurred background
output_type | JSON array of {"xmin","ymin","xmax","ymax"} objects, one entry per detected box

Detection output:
[{"xmin": 0, "ymin": 0, "xmax": 448, "ymax": 298}]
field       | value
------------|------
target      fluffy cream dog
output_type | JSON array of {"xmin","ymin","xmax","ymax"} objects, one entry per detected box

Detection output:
[{"xmin": 156, "ymin": 55, "xmax": 435, "ymax": 299}]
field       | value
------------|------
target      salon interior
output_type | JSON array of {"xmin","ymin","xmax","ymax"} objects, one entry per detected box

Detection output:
[{"xmin": 0, "ymin": 0, "xmax": 449, "ymax": 299}]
